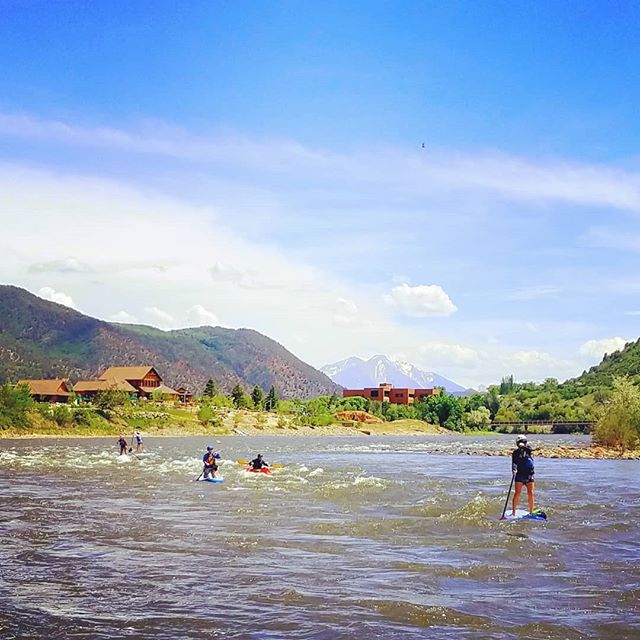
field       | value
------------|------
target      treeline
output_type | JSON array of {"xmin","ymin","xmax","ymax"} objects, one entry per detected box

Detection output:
[{"xmin": 489, "ymin": 375, "xmax": 598, "ymax": 425}]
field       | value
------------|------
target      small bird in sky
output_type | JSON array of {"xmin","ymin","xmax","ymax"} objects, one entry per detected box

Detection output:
[{"xmin": 421, "ymin": 142, "xmax": 425, "ymax": 149}]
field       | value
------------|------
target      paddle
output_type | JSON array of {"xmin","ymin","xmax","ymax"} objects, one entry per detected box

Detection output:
[
  {"xmin": 195, "ymin": 470, "xmax": 204, "ymax": 481},
  {"xmin": 500, "ymin": 474, "xmax": 515, "ymax": 520},
  {"xmin": 128, "ymin": 431, "xmax": 133, "ymax": 454}
]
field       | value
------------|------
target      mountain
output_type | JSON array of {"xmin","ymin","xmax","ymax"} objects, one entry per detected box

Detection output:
[
  {"xmin": 321, "ymin": 355, "xmax": 472, "ymax": 395},
  {"xmin": 0, "ymin": 285, "xmax": 340, "ymax": 398}
]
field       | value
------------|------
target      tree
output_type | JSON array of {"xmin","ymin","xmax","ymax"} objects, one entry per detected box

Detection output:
[
  {"xmin": 93, "ymin": 390, "xmax": 130, "ymax": 413},
  {"xmin": 230, "ymin": 384, "xmax": 247, "ymax": 409},
  {"xmin": 203, "ymin": 378, "xmax": 218, "ymax": 398},
  {"xmin": 251, "ymin": 385, "xmax": 265, "ymax": 409},
  {"xmin": 264, "ymin": 386, "xmax": 278, "ymax": 411},
  {"xmin": 486, "ymin": 387, "xmax": 501, "ymax": 419},
  {"xmin": 499, "ymin": 375, "xmax": 515, "ymax": 395}
]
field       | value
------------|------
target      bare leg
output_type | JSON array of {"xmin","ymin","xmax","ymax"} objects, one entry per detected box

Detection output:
[
  {"xmin": 512, "ymin": 482, "xmax": 524, "ymax": 515},
  {"xmin": 527, "ymin": 482, "xmax": 535, "ymax": 513}
]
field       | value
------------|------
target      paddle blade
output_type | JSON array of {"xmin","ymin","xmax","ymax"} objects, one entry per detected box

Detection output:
[
  {"xmin": 236, "ymin": 459, "xmax": 248, "ymax": 465},
  {"xmin": 271, "ymin": 464, "xmax": 284, "ymax": 469}
]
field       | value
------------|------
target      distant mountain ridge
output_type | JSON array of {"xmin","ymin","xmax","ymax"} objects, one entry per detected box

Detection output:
[
  {"xmin": 321, "ymin": 355, "xmax": 472, "ymax": 395},
  {"xmin": 0, "ymin": 285, "xmax": 340, "ymax": 398}
]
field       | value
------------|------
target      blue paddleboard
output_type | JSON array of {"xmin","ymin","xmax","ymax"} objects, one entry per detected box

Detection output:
[
  {"xmin": 501, "ymin": 509, "xmax": 547, "ymax": 522},
  {"xmin": 198, "ymin": 477, "xmax": 224, "ymax": 483}
]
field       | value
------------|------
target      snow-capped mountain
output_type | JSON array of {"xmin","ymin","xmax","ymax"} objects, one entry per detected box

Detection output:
[{"xmin": 321, "ymin": 355, "xmax": 472, "ymax": 395}]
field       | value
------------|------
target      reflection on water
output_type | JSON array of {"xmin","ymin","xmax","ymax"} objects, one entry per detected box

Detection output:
[{"xmin": 0, "ymin": 435, "xmax": 638, "ymax": 639}]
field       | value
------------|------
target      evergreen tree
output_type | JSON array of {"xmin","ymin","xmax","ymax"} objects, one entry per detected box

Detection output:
[
  {"xmin": 251, "ymin": 385, "xmax": 265, "ymax": 409},
  {"xmin": 203, "ymin": 377, "xmax": 218, "ymax": 398},
  {"xmin": 264, "ymin": 385, "xmax": 278, "ymax": 411},
  {"xmin": 230, "ymin": 383, "xmax": 246, "ymax": 409}
]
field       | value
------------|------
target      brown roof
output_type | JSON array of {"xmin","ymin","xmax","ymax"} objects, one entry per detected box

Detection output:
[
  {"xmin": 74, "ymin": 378, "xmax": 137, "ymax": 393},
  {"xmin": 99, "ymin": 366, "xmax": 158, "ymax": 381},
  {"xmin": 17, "ymin": 379, "xmax": 70, "ymax": 396},
  {"xmin": 142, "ymin": 383, "xmax": 179, "ymax": 396}
]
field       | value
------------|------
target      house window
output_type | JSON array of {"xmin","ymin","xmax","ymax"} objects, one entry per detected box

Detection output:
[{"xmin": 370, "ymin": 390, "xmax": 378, "ymax": 398}]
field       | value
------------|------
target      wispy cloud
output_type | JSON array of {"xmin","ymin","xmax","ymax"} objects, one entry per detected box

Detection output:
[
  {"xmin": 29, "ymin": 257, "xmax": 93, "ymax": 274},
  {"xmin": 3, "ymin": 112, "xmax": 640, "ymax": 212},
  {"xmin": 508, "ymin": 285, "xmax": 561, "ymax": 301}
]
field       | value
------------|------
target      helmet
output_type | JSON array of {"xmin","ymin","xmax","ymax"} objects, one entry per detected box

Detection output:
[
  {"xmin": 206, "ymin": 446, "xmax": 213, "ymax": 451},
  {"xmin": 516, "ymin": 436, "xmax": 528, "ymax": 445}
]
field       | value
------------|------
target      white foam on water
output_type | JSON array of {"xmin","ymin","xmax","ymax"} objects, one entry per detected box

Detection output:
[{"xmin": 309, "ymin": 468, "xmax": 324, "ymax": 477}]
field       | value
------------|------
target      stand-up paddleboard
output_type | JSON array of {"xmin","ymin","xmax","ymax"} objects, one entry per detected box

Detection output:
[
  {"xmin": 500, "ymin": 509, "xmax": 547, "ymax": 522},
  {"xmin": 198, "ymin": 476, "xmax": 224, "ymax": 483},
  {"xmin": 244, "ymin": 467, "xmax": 271, "ymax": 474}
]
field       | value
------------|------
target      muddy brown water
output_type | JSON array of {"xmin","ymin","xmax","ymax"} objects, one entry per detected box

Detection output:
[{"xmin": 1, "ymin": 434, "xmax": 638, "ymax": 639}]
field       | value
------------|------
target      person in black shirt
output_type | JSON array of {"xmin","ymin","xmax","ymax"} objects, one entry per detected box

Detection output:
[
  {"xmin": 249, "ymin": 454, "xmax": 269, "ymax": 470},
  {"xmin": 511, "ymin": 436, "xmax": 535, "ymax": 515},
  {"xmin": 117, "ymin": 434, "xmax": 128, "ymax": 456}
]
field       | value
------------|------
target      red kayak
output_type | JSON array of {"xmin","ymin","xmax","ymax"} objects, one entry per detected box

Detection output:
[{"xmin": 244, "ymin": 467, "xmax": 272, "ymax": 474}]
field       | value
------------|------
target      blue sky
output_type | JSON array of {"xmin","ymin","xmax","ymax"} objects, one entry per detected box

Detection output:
[{"xmin": 1, "ymin": 1, "xmax": 639, "ymax": 387}]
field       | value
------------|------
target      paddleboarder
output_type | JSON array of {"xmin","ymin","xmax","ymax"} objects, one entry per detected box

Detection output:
[
  {"xmin": 117, "ymin": 434, "xmax": 128, "ymax": 456},
  {"xmin": 202, "ymin": 446, "xmax": 221, "ymax": 479},
  {"xmin": 511, "ymin": 436, "xmax": 535, "ymax": 515},
  {"xmin": 133, "ymin": 431, "xmax": 144, "ymax": 453}
]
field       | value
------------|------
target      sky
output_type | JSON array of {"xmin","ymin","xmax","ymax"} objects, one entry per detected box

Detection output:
[{"xmin": 1, "ymin": 0, "xmax": 639, "ymax": 388}]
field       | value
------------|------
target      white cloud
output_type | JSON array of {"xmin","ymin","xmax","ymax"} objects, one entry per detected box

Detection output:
[
  {"xmin": 579, "ymin": 337, "xmax": 629, "ymax": 359},
  {"xmin": 210, "ymin": 262, "xmax": 266, "ymax": 289},
  {"xmin": 418, "ymin": 341, "xmax": 480, "ymax": 366},
  {"xmin": 185, "ymin": 304, "xmax": 219, "ymax": 327},
  {"xmin": 509, "ymin": 350, "xmax": 557, "ymax": 367},
  {"xmin": 387, "ymin": 283, "xmax": 457, "ymax": 317},
  {"xmin": 144, "ymin": 306, "xmax": 175, "ymax": 329},
  {"xmin": 332, "ymin": 297, "xmax": 359, "ymax": 326},
  {"xmin": 109, "ymin": 310, "xmax": 137, "ymax": 323},
  {"xmin": 37, "ymin": 286, "xmax": 78, "ymax": 310}
]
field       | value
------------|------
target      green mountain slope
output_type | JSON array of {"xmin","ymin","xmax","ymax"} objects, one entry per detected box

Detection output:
[
  {"xmin": 0, "ymin": 285, "xmax": 340, "ymax": 398},
  {"xmin": 567, "ymin": 338, "xmax": 640, "ymax": 391}
]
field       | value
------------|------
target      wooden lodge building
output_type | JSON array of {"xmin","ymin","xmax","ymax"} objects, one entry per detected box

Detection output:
[
  {"xmin": 19, "ymin": 366, "xmax": 190, "ymax": 404},
  {"xmin": 343, "ymin": 383, "xmax": 439, "ymax": 405},
  {"xmin": 17, "ymin": 379, "xmax": 72, "ymax": 403}
]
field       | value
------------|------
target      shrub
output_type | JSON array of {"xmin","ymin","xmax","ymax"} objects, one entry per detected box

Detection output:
[
  {"xmin": 52, "ymin": 405, "xmax": 72, "ymax": 427},
  {"xmin": 0, "ymin": 384, "xmax": 34, "ymax": 428},
  {"xmin": 72, "ymin": 408, "xmax": 93, "ymax": 426},
  {"xmin": 593, "ymin": 377, "xmax": 640, "ymax": 450},
  {"xmin": 463, "ymin": 406, "xmax": 492, "ymax": 431}
]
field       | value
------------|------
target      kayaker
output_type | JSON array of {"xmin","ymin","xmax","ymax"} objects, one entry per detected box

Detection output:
[
  {"xmin": 134, "ymin": 431, "xmax": 144, "ymax": 453},
  {"xmin": 202, "ymin": 446, "xmax": 221, "ymax": 479},
  {"xmin": 117, "ymin": 434, "xmax": 128, "ymax": 456},
  {"xmin": 249, "ymin": 454, "xmax": 269, "ymax": 470},
  {"xmin": 511, "ymin": 436, "xmax": 535, "ymax": 515}
]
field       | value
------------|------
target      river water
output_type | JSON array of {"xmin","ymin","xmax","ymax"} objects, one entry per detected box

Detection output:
[{"xmin": 0, "ymin": 434, "xmax": 638, "ymax": 639}]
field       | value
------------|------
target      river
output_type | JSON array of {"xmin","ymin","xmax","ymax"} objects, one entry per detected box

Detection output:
[{"xmin": 1, "ymin": 434, "xmax": 638, "ymax": 639}]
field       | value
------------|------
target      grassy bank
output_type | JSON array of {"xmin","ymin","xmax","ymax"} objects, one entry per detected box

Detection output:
[{"xmin": 0, "ymin": 403, "xmax": 449, "ymax": 438}]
